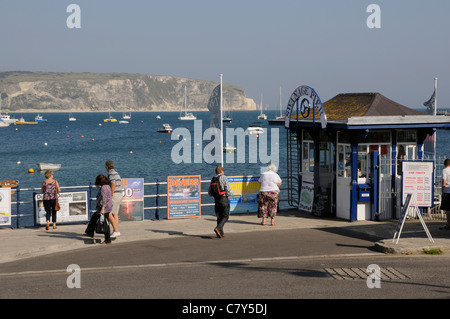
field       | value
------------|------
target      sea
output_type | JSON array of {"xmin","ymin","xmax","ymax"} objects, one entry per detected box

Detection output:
[
  {"xmin": 0, "ymin": 110, "xmax": 288, "ymax": 226},
  {"xmin": 3, "ymin": 109, "xmax": 450, "ymax": 227}
]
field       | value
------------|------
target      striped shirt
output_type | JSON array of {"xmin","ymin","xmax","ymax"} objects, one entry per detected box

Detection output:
[{"xmin": 108, "ymin": 169, "xmax": 122, "ymax": 193}]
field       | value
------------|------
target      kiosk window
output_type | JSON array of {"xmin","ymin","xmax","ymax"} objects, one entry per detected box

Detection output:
[
  {"xmin": 302, "ymin": 141, "xmax": 315, "ymax": 173},
  {"xmin": 337, "ymin": 144, "xmax": 351, "ymax": 177},
  {"xmin": 358, "ymin": 144, "xmax": 391, "ymax": 178},
  {"xmin": 397, "ymin": 130, "xmax": 417, "ymax": 143}
]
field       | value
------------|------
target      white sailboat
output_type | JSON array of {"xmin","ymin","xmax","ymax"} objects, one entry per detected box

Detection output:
[
  {"xmin": 257, "ymin": 93, "xmax": 267, "ymax": 120},
  {"xmin": 69, "ymin": 112, "xmax": 77, "ymax": 121},
  {"xmin": 268, "ymin": 86, "xmax": 285, "ymax": 125},
  {"xmin": 122, "ymin": 112, "xmax": 131, "ymax": 120},
  {"xmin": 178, "ymin": 86, "xmax": 197, "ymax": 120},
  {"xmin": 223, "ymin": 98, "xmax": 232, "ymax": 123}
]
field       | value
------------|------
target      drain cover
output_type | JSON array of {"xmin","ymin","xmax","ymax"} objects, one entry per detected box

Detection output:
[{"xmin": 324, "ymin": 267, "xmax": 409, "ymax": 281}]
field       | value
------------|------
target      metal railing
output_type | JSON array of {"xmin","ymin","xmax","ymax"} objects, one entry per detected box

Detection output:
[{"xmin": 3, "ymin": 176, "xmax": 293, "ymax": 229}]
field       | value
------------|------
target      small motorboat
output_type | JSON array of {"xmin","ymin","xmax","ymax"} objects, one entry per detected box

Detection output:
[
  {"xmin": 0, "ymin": 113, "xmax": 18, "ymax": 124},
  {"xmin": 246, "ymin": 122, "xmax": 264, "ymax": 134},
  {"xmin": 157, "ymin": 124, "xmax": 173, "ymax": 133},
  {"xmin": 16, "ymin": 117, "xmax": 38, "ymax": 125},
  {"xmin": 223, "ymin": 114, "xmax": 232, "ymax": 123},
  {"xmin": 37, "ymin": 163, "xmax": 61, "ymax": 171},
  {"xmin": 223, "ymin": 143, "xmax": 236, "ymax": 153},
  {"xmin": 35, "ymin": 114, "xmax": 47, "ymax": 122}
]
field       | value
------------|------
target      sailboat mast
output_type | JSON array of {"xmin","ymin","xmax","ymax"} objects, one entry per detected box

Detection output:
[
  {"xmin": 279, "ymin": 86, "xmax": 282, "ymax": 117},
  {"xmin": 260, "ymin": 93, "xmax": 263, "ymax": 115}
]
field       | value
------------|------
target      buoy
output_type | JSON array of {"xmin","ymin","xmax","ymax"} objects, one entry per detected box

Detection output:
[
  {"xmin": 129, "ymin": 151, "xmax": 133, "ymax": 154},
  {"xmin": 28, "ymin": 168, "xmax": 34, "ymax": 174},
  {"xmin": 44, "ymin": 142, "xmax": 48, "ymax": 146},
  {"xmin": 91, "ymin": 138, "xmax": 95, "ymax": 141},
  {"xmin": 16, "ymin": 161, "xmax": 21, "ymax": 165},
  {"xmin": 81, "ymin": 135, "xmax": 84, "ymax": 138}
]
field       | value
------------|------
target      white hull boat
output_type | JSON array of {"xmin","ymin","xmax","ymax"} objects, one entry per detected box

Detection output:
[{"xmin": 38, "ymin": 163, "xmax": 61, "ymax": 171}]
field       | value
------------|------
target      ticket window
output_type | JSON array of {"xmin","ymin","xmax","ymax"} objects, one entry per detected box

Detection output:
[
  {"xmin": 337, "ymin": 144, "xmax": 351, "ymax": 177},
  {"xmin": 397, "ymin": 144, "xmax": 417, "ymax": 176},
  {"xmin": 396, "ymin": 130, "xmax": 417, "ymax": 176},
  {"xmin": 358, "ymin": 144, "xmax": 391, "ymax": 181},
  {"xmin": 319, "ymin": 142, "xmax": 332, "ymax": 173}
]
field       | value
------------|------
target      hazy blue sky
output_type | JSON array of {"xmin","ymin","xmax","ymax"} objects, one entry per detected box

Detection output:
[{"xmin": 1, "ymin": 0, "xmax": 449, "ymax": 110}]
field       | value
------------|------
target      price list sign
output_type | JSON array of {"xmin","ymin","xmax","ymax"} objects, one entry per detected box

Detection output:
[{"xmin": 401, "ymin": 161, "xmax": 434, "ymax": 207}]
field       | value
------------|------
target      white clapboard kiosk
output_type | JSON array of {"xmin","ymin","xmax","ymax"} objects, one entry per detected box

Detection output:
[{"xmin": 393, "ymin": 193, "xmax": 434, "ymax": 244}]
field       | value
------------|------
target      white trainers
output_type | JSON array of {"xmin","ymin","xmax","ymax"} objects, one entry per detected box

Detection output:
[{"xmin": 110, "ymin": 232, "xmax": 121, "ymax": 238}]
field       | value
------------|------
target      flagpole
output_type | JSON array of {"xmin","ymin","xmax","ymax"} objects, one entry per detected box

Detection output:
[
  {"xmin": 434, "ymin": 77, "xmax": 437, "ymax": 177},
  {"xmin": 220, "ymin": 74, "xmax": 224, "ymax": 167}
]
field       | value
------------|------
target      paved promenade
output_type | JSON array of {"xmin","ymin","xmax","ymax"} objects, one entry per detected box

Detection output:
[{"xmin": 0, "ymin": 210, "xmax": 449, "ymax": 264}]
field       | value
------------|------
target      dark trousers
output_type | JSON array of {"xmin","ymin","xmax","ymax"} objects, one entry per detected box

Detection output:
[
  {"xmin": 214, "ymin": 196, "xmax": 230, "ymax": 235},
  {"xmin": 85, "ymin": 212, "xmax": 111, "ymax": 243},
  {"xmin": 43, "ymin": 199, "xmax": 57, "ymax": 223}
]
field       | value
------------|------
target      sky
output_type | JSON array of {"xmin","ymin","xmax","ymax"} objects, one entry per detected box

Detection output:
[{"xmin": 0, "ymin": 0, "xmax": 449, "ymax": 110}]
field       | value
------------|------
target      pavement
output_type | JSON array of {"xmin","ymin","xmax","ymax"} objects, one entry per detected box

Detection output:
[{"xmin": 1, "ymin": 209, "xmax": 450, "ymax": 264}]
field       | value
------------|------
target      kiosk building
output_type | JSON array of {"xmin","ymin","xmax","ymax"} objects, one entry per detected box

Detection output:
[{"xmin": 285, "ymin": 86, "xmax": 450, "ymax": 221}]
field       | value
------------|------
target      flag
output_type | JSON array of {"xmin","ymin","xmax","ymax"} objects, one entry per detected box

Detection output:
[
  {"xmin": 208, "ymin": 84, "xmax": 221, "ymax": 129},
  {"xmin": 423, "ymin": 90, "xmax": 436, "ymax": 115}
]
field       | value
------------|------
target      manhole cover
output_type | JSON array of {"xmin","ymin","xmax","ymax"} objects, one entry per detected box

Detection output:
[{"xmin": 324, "ymin": 267, "xmax": 409, "ymax": 281}]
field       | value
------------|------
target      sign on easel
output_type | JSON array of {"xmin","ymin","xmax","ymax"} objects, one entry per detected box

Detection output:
[
  {"xmin": 401, "ymin": 161, "xmax": 433, "ymax": 207},
  {"xmin": 393, "ymin": 193, "xmax": 434, "ymax": 244}
]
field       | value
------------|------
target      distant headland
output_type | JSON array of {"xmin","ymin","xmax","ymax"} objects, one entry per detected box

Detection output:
[{"xmin": 0, "ymin": 71, "xmax": 256, "ymax": 112}]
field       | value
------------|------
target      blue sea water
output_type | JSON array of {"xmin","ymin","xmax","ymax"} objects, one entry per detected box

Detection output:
[
  {"xmin": 0, "ymin": 110, "xmax": 287, "ymax": 225},
  {"xmin": 3, "ymin": 110, "xmax": 450, "ymax": 227}
]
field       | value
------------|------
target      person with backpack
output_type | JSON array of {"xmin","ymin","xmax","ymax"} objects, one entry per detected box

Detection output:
[{"xmin": 208, "ymin": 166, "xmax": 231, "ymax": 238}]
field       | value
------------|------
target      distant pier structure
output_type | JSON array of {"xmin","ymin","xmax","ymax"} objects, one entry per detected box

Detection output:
[
  {"xmin": 436, "ymin": 109, "xmax": 450, "ymax": 116},
  {"xmin": 284, "ymin": 85, "xmax": 450, "ymax": 221}
]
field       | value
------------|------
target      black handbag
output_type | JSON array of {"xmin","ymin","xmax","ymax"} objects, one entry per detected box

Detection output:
[{"xmin": 95, "ymin": 214, "xmax": 110, "ymax": 234}]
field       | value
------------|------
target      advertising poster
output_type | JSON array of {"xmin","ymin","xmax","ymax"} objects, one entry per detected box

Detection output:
[
  {"xmin": 0, "ymin": 188, "xmax": 12, "ymax": 226},
  {"xmin": 35, "ymin": 191, "xmax": 88, "ymax": 226},
  {"xmin": 401, "ymin": 161, "xmax": 434, "ymax": 207},
  {"xmin": 299, "ymin": 181, "xmax": 314, "ymax": 213},
  {"xmin": 167, "ymin": 175, "xmax": 201, "ymax": 219},
  {"xmin": 228, "ymin": 176, "xmax": 260, "ymax": 212},
  {"xmin": 119, "ymin": 178, "xmax": 144, "ymax": 221}
]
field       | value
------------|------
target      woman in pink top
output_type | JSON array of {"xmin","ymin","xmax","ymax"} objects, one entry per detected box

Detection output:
[{"xmin": 41, "ymin": 170, "xmax": 61, "ymax": 230}]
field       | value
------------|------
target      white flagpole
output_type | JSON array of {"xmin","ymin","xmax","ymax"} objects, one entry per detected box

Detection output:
[
  {"xmin": 220, "ymin": 74, "xmax": 224, "ymax": 167},
  {"xmin": 434, "ymin": 77, "xmax": 437, "ymax": 179}
]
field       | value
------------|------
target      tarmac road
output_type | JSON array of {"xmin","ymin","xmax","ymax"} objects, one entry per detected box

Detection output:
[{"xmin": 1, "ymin": 226, "xmax": 450, "ymax": 301}]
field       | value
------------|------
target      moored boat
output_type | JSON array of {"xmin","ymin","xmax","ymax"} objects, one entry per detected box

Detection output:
[
  {"xmin": 16, "ymin": 117, "xmax": 38, "ymax": 125},
  {"xmin": 157, "ymin": 124, "xmax": 173, "ymax": 133},
  {"xmin": 246, "ymin": 122, "xmax": 264, "ymax": 134},
  {"xmin": 37, "ymin": 163, "xmax": 61, "ymax": 171},
  {"xmin": 35, "ymin": 114, "xmax": 47, "ymax": 122}
]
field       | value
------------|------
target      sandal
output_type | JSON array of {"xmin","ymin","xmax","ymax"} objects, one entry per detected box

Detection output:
[{"xmin": 271, "ymin": 219, "xmax": 275, "ymax": 226}]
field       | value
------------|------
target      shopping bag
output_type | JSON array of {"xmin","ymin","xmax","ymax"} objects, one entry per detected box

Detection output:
[{"xmin": 95, "ymin": 214, "xmax": 110, "ymax": 234}]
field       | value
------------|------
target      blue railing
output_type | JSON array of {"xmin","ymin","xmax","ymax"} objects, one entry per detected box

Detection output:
[{"xmin": 3, "ymin": 177, "xmax": 291, "ymax": 229}]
